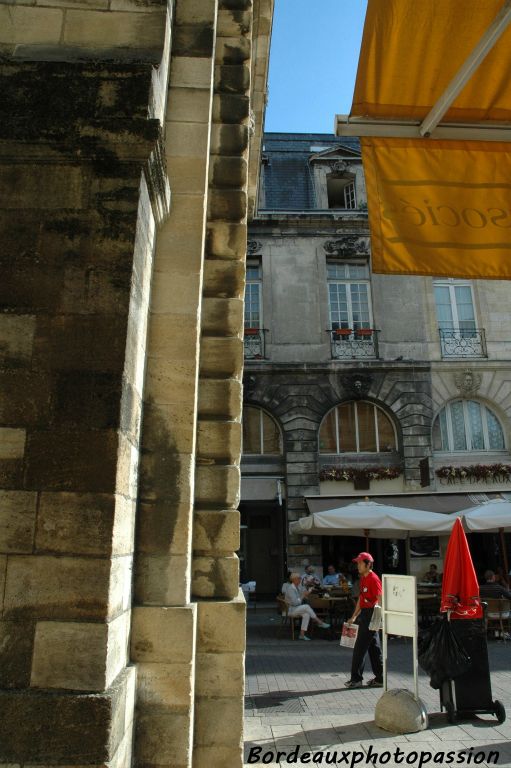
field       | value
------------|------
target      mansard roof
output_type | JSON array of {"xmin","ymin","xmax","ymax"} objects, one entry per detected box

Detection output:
[{"xmin": 261, "ymin": 133, "xmax": 361, "ymax": 211}]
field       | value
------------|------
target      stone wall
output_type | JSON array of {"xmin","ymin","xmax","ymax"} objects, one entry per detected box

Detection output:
[{"xmin": 0, "ymin": 0, "xmax": 273, "ymax": 766}]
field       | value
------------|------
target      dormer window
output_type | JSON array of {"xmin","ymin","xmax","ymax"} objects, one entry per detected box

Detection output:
[{"xmin": 327, "ymin": 176, "xmax": 357, "ymax": 209}]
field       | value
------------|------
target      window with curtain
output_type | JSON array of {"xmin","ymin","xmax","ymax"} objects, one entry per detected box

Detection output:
[
  {"xmin": 319, "ymin": 401, "xmax": 397, "ymax": 454},
  {"xmin": 432, "ymin": 400, "xmax": 505, "ymax": 452},
  {"xmin": 434, "ymin": 280, "xmax": 477, "ymax": 336},
  {"xmin": 245, "ymin": 263, "xmax": 262, "ymax": 329},
  {"xmin": 327, "ymin": 263, "xmax": 372, "ymax": 331},
  {"xmin": 242, "ymin": 406, "xmax": 282, "ymax": 455}
]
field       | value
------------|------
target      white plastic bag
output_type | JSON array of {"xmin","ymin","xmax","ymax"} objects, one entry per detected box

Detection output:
[{"xmin": 369, "ymin": 604, "xmax": 382, "ymax": 632}]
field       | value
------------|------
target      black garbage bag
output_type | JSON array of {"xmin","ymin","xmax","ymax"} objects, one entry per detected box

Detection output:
[{"xmin": 418, "ymin": 615, "xmax": 472, "ymax": 689}]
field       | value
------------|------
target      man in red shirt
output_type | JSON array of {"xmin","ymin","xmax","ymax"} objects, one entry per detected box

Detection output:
[{"xmin": 344, "ymin": 552, "xmax": 383, "ymax": 689}]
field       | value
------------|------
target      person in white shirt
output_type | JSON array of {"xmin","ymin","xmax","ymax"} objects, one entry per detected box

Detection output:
[
  {"xmin": 301, "ymin": 565, "xmax": 321, "ymax": 590},
  {"xmin": 282, "ymin": 573, "xmax": 330, "ymax": 640}
]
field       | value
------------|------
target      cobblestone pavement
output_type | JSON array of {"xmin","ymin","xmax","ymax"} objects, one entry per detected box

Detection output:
[{"xmin": 244, "ymin": 606, "xmax": 511, "ymax": 767}]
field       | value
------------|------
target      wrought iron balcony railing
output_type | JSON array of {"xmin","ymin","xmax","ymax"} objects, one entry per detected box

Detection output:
[
  {"xmin": 329, "ymin": 328, "xmax": 380, "ymax": 360},
  {"xmin": 439, "ymin": 328, "xmax": 487, "ymax": 358},
  {"xmin": 244, "ymin": 328, "xmax": 266, "ymax": 360}
]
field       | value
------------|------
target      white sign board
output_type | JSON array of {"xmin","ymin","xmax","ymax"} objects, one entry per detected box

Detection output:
[{"xmin": 382, "ymin": 574, "xmax": 419, "ymax": 699}]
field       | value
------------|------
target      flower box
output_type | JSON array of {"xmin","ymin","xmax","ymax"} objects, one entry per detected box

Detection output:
[
  {"xmin": 244, "ymin": 328, "xmax": 260, "ymax": 336},
  {"xmin": 355, "ymin": 328, "xmax": 373, "ymax": 337},
  {"xmin": 334, "ymin": 328, "xmax": 352, "ymax": 337}
]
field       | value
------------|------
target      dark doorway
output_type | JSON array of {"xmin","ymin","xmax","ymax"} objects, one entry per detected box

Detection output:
[
  {"xmin": 467, "ymin": 531, "xmax": 511, "ymax": 581},
  {"xmin": 239, "ymin": 501, "xmax": 285, "ymax": 597},
  {"xmin": 321, "ymin": 535, "xmax": 407, "ymax": 581}
]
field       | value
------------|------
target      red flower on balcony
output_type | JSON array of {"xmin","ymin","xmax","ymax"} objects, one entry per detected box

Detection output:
[
  {"xmin": 244, "ymin": 328, "xmax": 259, "ymax": 336},
  {"xmin": 355, "ymin": 328, "xmax": 373, "ymax": 336},
  {"xmin": 334, "ymin": 328, "xmax": 352, "ymax": 336}
]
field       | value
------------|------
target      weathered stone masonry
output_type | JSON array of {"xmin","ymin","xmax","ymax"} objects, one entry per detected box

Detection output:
[{"xmin": 0, "ymin": 1, "xmax": 273, "ymax": 766}]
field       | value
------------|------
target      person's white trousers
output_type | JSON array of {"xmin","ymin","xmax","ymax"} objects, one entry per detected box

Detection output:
[{"xmin": 288, "ymin": 605, "xmax": 318, "ymax": 631}]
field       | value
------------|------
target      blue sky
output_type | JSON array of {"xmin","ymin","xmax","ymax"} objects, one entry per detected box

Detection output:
[{"xmin": 265, "ymin": 0, "xmax": 368, "ymax": 134}]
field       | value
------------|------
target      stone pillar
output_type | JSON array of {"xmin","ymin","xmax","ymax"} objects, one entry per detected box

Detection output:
[{"xmin": 0, "ymin": 55, "xmax": 170, "ymax": 765}]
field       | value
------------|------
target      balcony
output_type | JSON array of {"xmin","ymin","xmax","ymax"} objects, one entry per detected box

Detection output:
[
  {"xmin": 439, "ymin": 328, "xmax": 487, "ymax": 358},
  {"xmin": 329, "ymin": 328, "xmax": 379, "ymax": 360},
  {"xmin": 244, "ymin": 327, "xmax": 266, "ymax": 360}
]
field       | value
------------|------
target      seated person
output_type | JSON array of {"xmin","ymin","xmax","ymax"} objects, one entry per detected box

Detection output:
[
  {"xmin": 479, "ymin": 570, "xmax": 511, "ymax": 600},
  {"xmin": 282, "ymin": 573, "xmax": 330, "ymax": 640},
  {"xmin": 323, "ymin": 564, "xmax": 343, "ymax": 586},
  {"xmin": 301, "ymin": 565, "xmax": 321, "ymax": 590},
  {"xmin": 495, "ymin": 566, "xmax": 510, "ymax": 589},
  {"xmin": 423, "ymin": 564, "xmax": 440, "ymax": 584}
]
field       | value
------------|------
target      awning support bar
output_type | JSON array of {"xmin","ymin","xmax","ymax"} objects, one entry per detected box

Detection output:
[
  {"xmin": 336, "ymin": 115, "xmax": 511, "ymax": 142},
  {"xmin": 419, "ymin": 0, "xmax": 511, "ymax": 137}
]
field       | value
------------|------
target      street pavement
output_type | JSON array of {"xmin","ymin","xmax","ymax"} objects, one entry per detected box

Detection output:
[{"xmin": 244, "ymin": 605, "xmax": 511, "ymax": 767}]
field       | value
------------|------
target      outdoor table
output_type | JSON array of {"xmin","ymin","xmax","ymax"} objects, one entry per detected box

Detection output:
[{"xmin": 309, "ymin": 595, "xmax": 354, "ymax": 638}]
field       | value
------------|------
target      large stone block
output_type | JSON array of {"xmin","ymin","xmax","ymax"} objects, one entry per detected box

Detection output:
[
  {"xmin": 196, "ymin": 651, "xmax": 244, "ymax": 698},
  {"xmin": 62, "ymin": 8, "xmax": 166, "ymax": 51},
  {"xmin": 149, "ymin": 269, "xmax": 202, "ymax": 318},
  {"xmin": 193, "ymin": 509, "xmax": 240, "ymax": 552},
  {"xmin": 193, "ymin": 745, "xmax": 243, "ymax": 768},
  {"xmin": 0, "ymin": 370, "xmax": 52, "ymax": 427},
  {"xmin": 206, "ymin": 221, "xmax": 247, "ymax": 259},
  {"xmin": 175, "ymin": 0, "xmax": 216, "ymax": 25},
  {"xmin": 197, "ymin": 420, "xmax": 241, "ymax": 462},
  {"xmin": 31, "ymin": 612, "xmax": 129, "ymax": 691},
  {"xmin": 135, "ymin": 710, "xmax": 191, "ymax": 768},
  {"xmin": 0, "ymin": 5, "xmax": 63, "ymax": 46},
  {"xmin": 131, "ymin": 605, "xmax": 196, "ymax": 664},
  {"xmin": 166, "ymin": 86, "xmax": 211, "ymax": 125},
  {"xmin": 134, "ymin": 552, "xmax": 190, "ymax": 607},
  {"xmin": 0, "ymin": 164, "xmax": 85, "ymax": 210},
  {"xmin": 0, "ymin": 668, "xmax": 133, "ymax": 764},
  {"xmin": 211, "ymin": 93, "xmax": 250, "ymax": 124},
  {"xmin": 210, "ymin": 123, "xmax": 249, "ymax": 156},
  {"xmin": 198, "ymin": 378, "xmax": 242, "ymax": 419},
  {"xmin": 0, "ymin": 315, "xmax": 36, "ymax": 365},
  {"xmin": 25, "ymin": 429, "xmax": 118, "ymax": 493},
  {"xmin": 137, "ymin": 499, "xmax": 192, "ymax": 555},
  {"xmin": 209, "ymin": 156, "xmax": 247, "ymax": 189},
  {"xmin": 217, "ymin": 8, "xmax": 251, "ymax": 37},
  {"xmin": 199, "ymin": 337, "xmax": 243, "ymax": 378},
  {"xmin": 35, "ymin": 492, "xmax": 115, "ymax": 556},
  {"xmin": 3, "ymin": 554, "xmax": 112, "ymax": 620},
  {"xmin": 203, "ymin": 259, "xmax": 245, "ymax": 298},
  {"xmin": 144, "ymin": 357, "xmax": 197, "ymax": 406},
  {"xmin": 215, "ymin": 35, "xmax": 251, "ymax": 64},
  {"xmin": 192, "ymin": 554, "xmax": 239, "ymax": 598},
  {"xmin": 0, "ymin": 556, "xmax": 6, "ymax": 612},
  {"xmin": 214, "ymin": 64, "xmax": 250, "ymax": 94},
  {"xmin": 136, "ymin": 661, "xmax": 194, "ymax": 709},
  {"xmin": 201, "ymin": 297, "xmax": 244, "ymax": 336},
  {"xmin": 173, "ymin": 23, "xmax": 215, "ymax": 59},
  {"xmin": 197, "ymin": 592, "xmax": 245, "ymax": 653},
  {"xmin": 195, "ymin": 464, "xmax": 240, "ymax": 507},
  {"xmin": 194, "ymin": 696, "xmax": 243, "ymax": 747},
  {"xmin": 166, "ymin": 120, "xmax": 209, "ymax": 159},
  {"xmin": 208, "ymin": 188, "xmax": 247, "ymax": 221},
  {"xmin": 171, "ymin": 56, "xmax": 214, "ymax": 91},
  {"xmin": 0, "ymin": 620, "xmax": 35, "ymax": 689},
  {"xmin": 0, "ymin": 491, "xmax": 36, "ymax": 554},
  {"xmin": 147, "ymin": 314, "xmax": 200, "ymax": 360},
  {"xmin": 0, "ymin": 429, "xmax": 25, "ymax": 460}
]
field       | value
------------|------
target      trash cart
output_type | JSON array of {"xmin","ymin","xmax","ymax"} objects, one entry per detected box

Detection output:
[{"xmin": 439, "ymin": 615, "xmax": 506, "ymax": 724}]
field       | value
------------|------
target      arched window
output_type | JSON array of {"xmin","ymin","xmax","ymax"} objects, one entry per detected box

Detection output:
[
  {"xmin": 319, "ymin": 401, "xmax": 397, "ymax": 454},
  {"xmin": 242, "ymin": 406, "xmax": 282, "ymax": 455},
  {"xmin": 432, "ymin": 400, "xmax": 505, "ymax": 452}
]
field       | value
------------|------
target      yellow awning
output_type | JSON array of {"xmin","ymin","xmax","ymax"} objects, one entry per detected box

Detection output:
[
  {"xmin": 339, "ymin": 0, "xmax": 511, "ymax": 279},
  {"xmin": 353, "ymin": 0, "xmax": 511, "ymax": 123}
]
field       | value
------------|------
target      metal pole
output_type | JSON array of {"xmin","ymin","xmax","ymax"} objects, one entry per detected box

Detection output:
[{"xmin": 499, "ymin": 527, "xmax": 509, "ymax": 576}]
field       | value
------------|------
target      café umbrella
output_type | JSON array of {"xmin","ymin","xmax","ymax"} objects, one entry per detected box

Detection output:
[
  {"xmin": 462, "ymin": 499, "xmax": 511, "ymax": 576},
  {"xmin": 289, "ymin": 500, "xmax": 455, "ymax": 548},
  {"xmin": 441, "ymin": 517, "xmax": 483, "ymax": 620}
]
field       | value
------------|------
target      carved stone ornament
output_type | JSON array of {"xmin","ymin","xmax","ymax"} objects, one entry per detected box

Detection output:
[
  {"xmin": 247, "ymin": 240, "xmax": 262, "ymax": 255},
  {"xmin": 454, "ymin": 369, "xmax": 482, "ymax": 394},
  {"xmin": 329, "ymin": 160, "xmax": 348, "ymax": 175},
  {"xmin": 324, "ymin": 236, "xmax": 370, "ymax": 258},
  {"xmin": 341, "ymin": 373, "xmax": 373, "ymax": 399}
]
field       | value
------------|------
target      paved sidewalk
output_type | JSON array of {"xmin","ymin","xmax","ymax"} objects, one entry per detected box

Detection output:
[{"xmin": 244, "ymin": 606, "xmax": 511, "ymax": 767}]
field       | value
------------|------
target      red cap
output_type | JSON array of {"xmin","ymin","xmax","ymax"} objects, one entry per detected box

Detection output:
[{"xmin": 353, "ymin": 552, "xmax": 374, "ymax": 563}]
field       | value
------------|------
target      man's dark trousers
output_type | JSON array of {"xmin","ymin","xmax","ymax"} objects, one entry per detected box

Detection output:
[{"xmin": 350, "ymin": 608, "xmax": 383, "ymax": 682}]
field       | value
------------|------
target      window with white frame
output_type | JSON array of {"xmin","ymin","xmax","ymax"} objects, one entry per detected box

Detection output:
[
  {"xmin": 319, "ymin": 401, "xmax": 397, "ymax": 454},
  {"xmin": 434, "ymin": 280, "xmax": 477, "ymax": 336},
  {"xmin": 245, "ymin": 262, "xmax": 262, "ymax": 329},
  {"xmin": 327, "ymin": 263, "xmax": 372, "ymax": 330},
  {"xmin": 242, "ymin": 406, "xmax": 282, "ymax": 455},
  {"xmin": 326, "ymin": 176, "xmax": 357, "ymax": 209},
  {"xmin": 432, "ymin": 400, "xmax": 505, "ymax": 452}
]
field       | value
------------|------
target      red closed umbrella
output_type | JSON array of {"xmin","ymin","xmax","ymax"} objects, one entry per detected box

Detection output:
[{"xmin": 441, "ymin": 517, "xmax": 483, "ymax": 620}]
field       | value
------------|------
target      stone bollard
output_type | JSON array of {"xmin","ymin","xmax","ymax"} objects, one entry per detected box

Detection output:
[{"xmin": 375, "ymin": 689, "xmax": 429, "ymax": 733}]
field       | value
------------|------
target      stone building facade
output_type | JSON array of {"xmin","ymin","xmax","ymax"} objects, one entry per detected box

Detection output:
[
  {"xmin": 0, "ymin": 1, "xmax": 273, "ymax": 766},
  {"xmin": 242, "ymin": 133, "xmax": 511, "ymax": 591}
]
